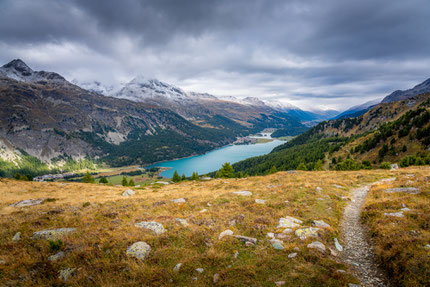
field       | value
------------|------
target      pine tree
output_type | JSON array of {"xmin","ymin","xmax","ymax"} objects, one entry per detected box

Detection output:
[
  {"xmin": 121, "ymin": 176, "xmax": 128, "ymax": 186},
  {"xmin": 235, "ymin": 171, "xmax": 244, "ymax": 178},
  {"xmin": 191, "ymin": 171, "xmax": 199, "ymax": 180},
  {"xmin": 99, "ymin": 176, "xmax": 108, "ymax": 184},
  {"xmin": 268, "ymin": 165, "xmax": 278, "ymax": 174},
  {"xmin": 313, "ymin": 160, "xmax": 324, "ymax": 171},
  {"xmin": 128, "ymin": 178, "xmax": 135, "ymax": 186},
  {"xmin": 296, "ymin": 163, "xmax": 307, "ymax": 171},
  {"xmin": 181, "ymin": 174, "xmax": 186, "ymax": 181},
  {"xmin": 218, "ymin": 162, "xmax": 234, "ymax": 178},
  {"xmin": 172, "ymin": 170, "xmax": 181, "ymax": 182},
  {"xmin": 82, "ymin": 172, "xmax": 95, "ymax": 183}
]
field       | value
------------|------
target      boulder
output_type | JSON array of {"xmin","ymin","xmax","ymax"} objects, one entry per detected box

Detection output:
[
  {"xmin": 135, "ymin": 221, "xmax": 166, "ymax": 235},
  {"xmin": 277, "ymin": 216, "xmax": 303, "ymax": 228},
  {"xmin": 219, "ymin": 229, "xmax": 234, "ymax": 240},
  {"xmin": 270, "ymin": 239, "xmax": 284, "ymax": 250},
  {"xmin": 10, "ymin": 199, "xmax": 44, "ymax": 207},
  {"xmin": 390, "ymin": 164, "xmax": 399, "ymax": 170},
  {"xmin": 288, "ymin": 252, "xmax": 297, "ymax": 258},
  {"xmin": 122, "ymin": 189, "xmax": 135, "ymax": 197},
  {"xmin": 232, "ymin": 190, "xmax": 252, "ymax": 196},
  {"xmin": 312, "ymin": 220, "xmax": 331, "ymax": 228},
  {"xmin": 295, "ymin": 227, "xmax": 319, "ymax": 240},
  {"xmin": 255, "ymin": 199, "xmax": 266, "ymax": 204},
  {"xmin": 307, "ymin": 241, "xmax": 326, "ymax": 253},
  {"xmin": 126, "ymin": 241, "xmax": 151, "ymax": 261},
  {"xmin": 32, "ymin": 228, "xmax": 76, "ymax": 240},
  {"xmin": 196, "ymin": 268, "xmax": 204, "ymax": 273},
  {"xmin": 173, "ymin": 263, "xmax": 182, "ymax": 272}
]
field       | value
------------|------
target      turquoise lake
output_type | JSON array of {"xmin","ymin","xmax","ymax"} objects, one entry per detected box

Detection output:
[{"xmin": 146, "ymin": 139, "xmax": 285, "ymax": 178}]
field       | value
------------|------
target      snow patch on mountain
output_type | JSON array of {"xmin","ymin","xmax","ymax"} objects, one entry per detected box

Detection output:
[{"xmin": 0, "ymin": 59, "xmax": 66, "ymax": 83}]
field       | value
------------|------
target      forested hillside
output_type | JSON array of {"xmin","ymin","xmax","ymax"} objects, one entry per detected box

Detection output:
[{"xmin": 232, "ymin": 93, "xmax": 430, "ymax": 175}]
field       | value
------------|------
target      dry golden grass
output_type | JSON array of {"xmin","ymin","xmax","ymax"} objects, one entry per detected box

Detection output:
[
  {"xmin": 362, "ymin": 167, "xmax": 430, "ymax": 286},
  {"xmin": 0, "ymin": 168, "xmax": 427, "ymax": 286}
]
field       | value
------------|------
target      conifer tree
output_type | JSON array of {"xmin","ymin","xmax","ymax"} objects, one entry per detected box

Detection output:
[
  {"xmin": 82, "ymin": 172, "xmax": 95, "ymax": 183},
  {"xmin": 191, "ymin": 171, "xmax": 199, "ymax": 180},
  {"xmin": 121, "ymin": 176, "xmax": 128, "ymax": 186},
  {"xmin": 313, "ymin": 160, "xmax": 324, "ymax": 171},
  {"xmin": 219, "ymin": 162, "xmax": 234, "ymax": 178},
  {"xmin": 296, "ymin": 163, "xmax": 307, "ymax": 171},
  {"xmin": 172, "ymin": 170, "xmax": 181, "ymax": 182},
  {"xmin": 99, "ymin": 176, "xmax": 108, "ymax": 184},
  {"xmin": 128, "ymin": 178, "xmax": 135, "ymax": 186}
]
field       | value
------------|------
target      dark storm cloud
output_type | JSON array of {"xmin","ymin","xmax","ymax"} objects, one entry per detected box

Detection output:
[{"xmin": 0, "ymin": 0, "xmax": 429, "ymax": 110}]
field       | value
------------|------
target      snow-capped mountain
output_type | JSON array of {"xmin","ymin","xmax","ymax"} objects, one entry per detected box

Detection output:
[
  {"xmin": 72, "ymin": 80, "xmax": 116, "ymax": 96},
  {"xmin": 335, "ymin": 98, "xmax": 381, "ymax": 119},
  {"xmin": 0, "ymin": 59, "xmax": 66, "ymax": 83}
]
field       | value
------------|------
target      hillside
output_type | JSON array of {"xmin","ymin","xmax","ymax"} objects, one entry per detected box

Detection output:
[
  {"xmin": 0, "ymin": 59, "xmax": 307, "ymax": 177},
  {"xmin": 232, "ymin": 93, "xmax": 430, "ymax": 175}
]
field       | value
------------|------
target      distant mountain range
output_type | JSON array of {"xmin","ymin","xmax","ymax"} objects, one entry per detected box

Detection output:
[
  {"xmin": 335, "ymin": 77, "xmax": 430, "ymax": 119},
  {"xmin": 0, "ymin": 59, "xmax": 311, "ymax": 170}
]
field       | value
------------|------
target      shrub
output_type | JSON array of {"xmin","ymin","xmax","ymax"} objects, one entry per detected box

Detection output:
[
  {"xmin": 296, "ymin": 163, "xmax": 307, "ymax": 171},
  {"xmin": 82, "ymin": 172, "xmax": 95, "ymax": 183},
  {"xmin": 379, "ymin": 162, "xmax": 391, "ymax": 169},
  {"xmin": 99, "ymin": 177, "xmax": 108, "ymax": 184}
]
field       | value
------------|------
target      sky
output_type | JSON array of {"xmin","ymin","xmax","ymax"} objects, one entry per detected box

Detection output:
[{"xmin": 0, "ymin": 0, "xmax": 429, "ymax": 111}]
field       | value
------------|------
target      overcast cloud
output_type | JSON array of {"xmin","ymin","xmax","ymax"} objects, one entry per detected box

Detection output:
[{"xmin": 0, "ymin": 0, "xmax": 429, "ymax": 110}]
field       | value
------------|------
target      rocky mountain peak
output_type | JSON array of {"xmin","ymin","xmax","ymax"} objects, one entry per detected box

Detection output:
[
  {"xmin": 2, "ymin": 59, "xmax": 33, "ymax": 75},
  {"xmin": 0, "ymin": 59, "xmax": 66, "ymax": 83}
]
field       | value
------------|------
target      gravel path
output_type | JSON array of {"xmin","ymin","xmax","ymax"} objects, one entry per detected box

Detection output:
[{"xmin": 340, "ymin": 184, "xmax": 390, "ymax": 287}]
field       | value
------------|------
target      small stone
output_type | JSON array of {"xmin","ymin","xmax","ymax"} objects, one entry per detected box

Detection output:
[
  {"xmin": 135, "ymin": 221, "xmax": 166, "ymax": 235},
  {"xmin": 32, "ymin": 228, "xmax": 76, "ymax": 240},
  {"xmin": 233, "ymin": 251, "xmax": 239, "ymax": 258},
  {"xmin": 122, "ymin": 189, "xmax": 135, "ymax": 197},
  {"xmin": 334, "ymin": 238, "xmax": 343, "ymax": 251},
  {"xmin": 10, "ymin": 199, "xmax": 44, "ymax": 207},
  {"xmin": 385, "ymin": 187, "xmax": 420, "ymax": 194},
  {"xmin": 329, "ymin": 247, "xmax": 338, "ymax": 256},
  {"xmin": 390, "ymin": 164, "xmax": 399, "ymax": 170},
  {"xmin": 171, "ymin": 198, "xmax": 187, "ymax": 203},
  {"xmin": 245, "ymin": 241, "xmax": 254, "ymax": 247},
  {"xmin": 255, "ymin": 199, "xmax": 266, "ymax": 204},
  {"xmin": 283, "ymin": 228, "xmax": 293, "ymax": 234},
  {"xmin": 288, "ymin": 252, "xmax": 297, "ymax": 258},
  {"xmin": 58, "ymin": 267, "xmax": 75, "ymax": 282},
  {"xmin": 48, "ymin": 251, "xmax": 65, "ymax": 262},
  {"xmin": 0, "ymin": 259, "xmax": 6, "ymax": 265},
  {"xmin": 271, "ymin": 240, "xmax": 284, "ymax": 250},
  {"xmin": 196, "ymin": 268, "xmax": 204, "ymax": 273},
  {"xmin": 275, "ymin": 281, "xmax": 286, "ymax": 286},
  {"xmin": 219, "ymin": 229, "xmax": 234, "ymax": 240},
  {"xmin": 312, "ymin": 220, "xmax": 331, "ymax": 228},
  {"xmin": 276, "ymin": 233, "xmax": 288, "ymax": 239},
  {"xmin": 233, "ymin": 235, "xmax": 257, "ymax": 244},
  {"xmin": 333, "ymin": 184, "xmax": 344, "ymax": 189},
  {"xmin": 126, "ymin": 241, "xmax": 151, "ymax": 261},
  {"xmin": 267, "ymin": 232, "xmax": 275, "ymax": 239},
  {"xmin": 200, "ymin": 209, "xmax": 208, "ymax": 213},
  {"xmin": 384, "ymin": 211, "xmax": 404, "ymax": 218},
  {"xmin": 175, "ymin": 218, "xmax": 189, "ymax": 226},
  {"xmin": 307, "ymin": 241, "xmax": 326, "ymax": 253},
  {"xmin": 316, "ymin": 187, "xmax": 322, "ymax": 192},
  {"xmin": 336, "ymin": 269, "xmax": 346, "ymax": 274},
  {"xmin": 293, "ymin": 247, "xmax": 300, "ymax": 251},
  {"xmin": 348, "ymin": 284, "xmax": 360, "ymax": 287},
  {"xmin": 12, "ymin": 232, "xmax": 21, "ymax": 241},
  {"xmin": 213, "ymin": 273, "xmax": 220, "ymax": 283},
  {"xmin": 232, "ymin": 190, "xmax": 252, "ymax": 196},
  {"xmin": 401, "ymin": 207, "xmax": 411, "ymax": 212},
  {"xmin": 173, "ymin": 263, "xmax": 182, "ymax": 272},
  {"xmin": 295, "ymin": 227, "xmax": 319, "ymax": 240},
  {"xmin": 423, "ymin": 244, "xmax": 430, "ymax": 250}
]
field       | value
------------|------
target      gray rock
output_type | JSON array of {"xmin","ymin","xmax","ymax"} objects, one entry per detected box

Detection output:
[
  {"xmin": 48, "ymin": 251, "xmax": 65, "ymax": 262},
  {"xmin": 0, "ymin": 259, "xmax": 6, "ymax": 265},
  {"xmin": 400, "ymin": 207, "xmax": 412, "ymax": 212},
  {"xmin": 384, "ymin": 211, "xmax": 404, "ymax": 218},
  {"xmin": 219, "ymin": 229, "xmax": 234, "ymax": 240},
  {"xmin": 295, "ymin": 227, "xmax": 319, "ymax": 240},
  {"xmin": 334, "ymin": 238, "xmax": 343, "ymax": 251},
  {"xmin": 282, "ymin": 228, "xmax": 294, "ymax": 234},
  {"xmin": 175, "ymin": 218, "xmax": 189, "ymax": 226},
  {"xmin": 196, "ymin": 268, "xmax": 204, "ymax": 273},
  {"xmin": 12, "ymin": 232, "xmax": 21, "ymax": 241},
  {"xmin": 348, "ymin": 284, "xmax": 361, "ymax": 287},
  {"xmin": 307, "ymin": 241, "xmax": 326, "ymax": 253},
  {"xmin": 293, "ymin": 247, "xmax": 300, "ymax": 251},
  {"xmin": 277, "ymin": 216, "xmax": 302, "ymax": 228},
  {"xmin": 155, "ymin": 181, "xmax": 170, "ymax": 185},
  {"xmin": 135, "ymin": 221, "xmax": 165, "ymax": 235},
  {"xmin": 232, "ymin": 190, "xmax": 252, "ymax": 196},
  {"xmin": 255, "ymin": 199, "xmax": 266, "ymax": 204},
  {"xmin": 266, "ymin": 232, "xmax": 275, "ymax": 239},
  {"xmin": 423, "ymin": 244, "xmax": 430, "ymax": 250},
  {"xmin": 275, "ymin": 281, "xmax": 286, "ymax": 286},
  {"xmin": 234, "ymin": 251, "xmax": 239, "ymax": 258},
  {"xmin": 126, "ymin": 241, "xmax": 151, "ymax": 261},
  {"xmin": 271, "ymin": 239, "xmax": 284, "ymax": 250},
  {"xmin": 288, "ymin": 252, "xmax": 297, "ymax": 258},
  {"xmin": 173, "ymin": 263, "xmax": 182, "ymax": 272},
  {"xmin": 32, "ymin": 228, "xmax": 76, "ymax": 240},
  {"xmin": 233, "ymin": 235, "xmax": 257, "ymax": 244},
  {"xmin": 10, "ymin": 199, "xmax": 44, "ymax": 207},
  {"xmin": 58, "ymin": 267, "xmax": 75, "ymax": 282},
  {"xmin": 312, "ymin": 220, "xmax": 331, "ymax": 228},
  {"xmin": 316, "ymin": 187, "xmax": 322, "ymax": 192},
  {"xmin": 390, "ymin": 164, "xmax": 399, "ymax": 170},
  {"xmin": 171, "ymin": 198, "xmax": 187, "ymax": 203},
  {"xmin": 333, "ymin": 184, "xmax": 345, "ymax": 189},
  {"xmin": 385, "ymin": 187, "xmax": 420, "ymax": 194},
  {"xmin": 122, "ymin": 189, "xmax": 135, "ymax": 197}
]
